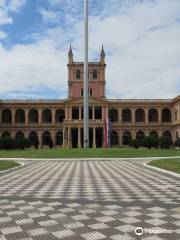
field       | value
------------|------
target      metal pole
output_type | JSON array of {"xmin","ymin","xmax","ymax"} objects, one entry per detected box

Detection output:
[{"xmin": 84, "ymin": 0, "xmax": 89, "ymax": 148}]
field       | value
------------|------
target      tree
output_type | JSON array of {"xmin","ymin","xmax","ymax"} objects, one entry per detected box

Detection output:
[
  {"xmin": 174, "ymin": 138, "xmax": 180, "ymax": 148},
  {"xmin": 142, "ymin": 136, "xmax": 158, "ymax": 149},
  {"xmin": 16, "ymin": 138, "xmax": 31, "ymax": 150},
  {"xmin": 130, "ymin": 139, "xmax": 141, "ymax": 149},
  {"xmin": 0, "ymin": 137, "xmax": 16, "ymax": 150},
  {"xmin": 159, "ymin": 136, "xmax": 173, "ymax": 149},
  {"xmin": 48, "ymin": 138, "xmax": 54, "ymax": 149}
]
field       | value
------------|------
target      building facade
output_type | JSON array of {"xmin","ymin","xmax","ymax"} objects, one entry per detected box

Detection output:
[{"xmin": 0, "ymin": 46, "xmax": 180, "ymax": 148}]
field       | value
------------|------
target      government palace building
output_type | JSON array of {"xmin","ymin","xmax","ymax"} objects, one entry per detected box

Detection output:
[{"xmin": 0, "ymin": 46, "xmax": 180, "ymax": 148}]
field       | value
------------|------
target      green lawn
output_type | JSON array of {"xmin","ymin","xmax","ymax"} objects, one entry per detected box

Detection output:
[
  {"xmin": 149, "ymin": 158, "xmax": 180, "ymax": 174},
  {"xmin": 0, "ymin": 148, "xmax": 180, "ymax": 158},
  {"xmin": 0, "ymin": 160, "xmax": 20, "ymax": 171}
]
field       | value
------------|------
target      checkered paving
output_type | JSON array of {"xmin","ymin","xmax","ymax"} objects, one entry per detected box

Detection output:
[{"xmin": 0, "ymin": 160, "xmax": 179, "ymax": 239}]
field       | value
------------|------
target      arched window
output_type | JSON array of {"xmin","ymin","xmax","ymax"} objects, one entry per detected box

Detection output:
[
  {"xmin": 76, "ymin": 70, "xmax": 81, "ymax": 79},
  {"xmin": 135, "ymin": 108, "xmax": 145, "ymax": 122},
  {"xmin": 56, "ymin": 109, "xmax": 65, "ymax": 123},
  {"xmin": 109, "ymin": 108, "xmax": 118, "ymax": 122},
  {"xmin": 162, "ymin": 108, "xmax": 171, "ymax": 122},
  {"xmin": 149, "ymin": 108, "xmax": 158, "ymax": 122},
  {"xmin": 29, "ymin": 109, "xmax": 38, "ymax": 123},
  {"xmin": 93, "ymin": 70, "xmax": 98, "ymax": 79},
  {"xmin": 2, "ymin": 109, "xmax": 12, "ymax": 123},
  {"xmin": 15, "ymin": 109, "xmax": 25, "ymax": 123},
  {"xmin": 2, "ymin": 132, "xmax": 11, "ymax": 138},
  {"xmin": 42, "ymin": 109, "xmax": 52, "ymax": 123},
  {"xmin": 29, "ymin": 131, "xmax": 39, "ymax": 146},
  {"xmin": 15, "ymin": 131, "xmax": 24, "ymax": 140},
  {"xmin": 136, "ymin": 131, "xmax": 145, "ymax": 140},
  {"xmin": 123, "ymin": 131, "xmax": 132, "ymax": 145},
  {"xmin": 122, "ymin": 108, "xmax": 132, "ymax": 122},
  {"xmin": 163, "ymin": 131, "xmax": 172, "ymax": 139},
  {"xmin": 56, "ymin": 131, "xmax": 63, "ymax": 146},
  {"xmin": 42, "ymin": 131, "xmax": 52, "ymax": 145},
  {"xmin": 150, "ymin": 131, "xmax": 158, "ymax": 138},
  {"xmin": 110, "ymin": 131, "xmax": 119, "ymax": 146}
]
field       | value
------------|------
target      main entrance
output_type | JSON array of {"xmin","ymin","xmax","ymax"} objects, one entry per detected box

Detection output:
[{"xmin": 71, "ymin": 127, "xmax": 103, "ymax": 148}]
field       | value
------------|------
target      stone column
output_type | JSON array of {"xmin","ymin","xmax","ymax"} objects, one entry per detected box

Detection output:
[
  {"xmin": 25, "ymin": 109, "xmax": 28, "ymax": 125},
  {"xmin": 93, "ymin": 106, "xmax": 95, "ymax": 120},
  {"xmin": 79, "ymin": 107, "xmax": 81, "ymax": 120},
  {"xmin": 132, "ymin": 108, "xmax": 135, "ymax": 124},
  {"xmin": 158, "ymin": 109, "xmax": 162, "ymax": 123},
  {"xmin": 52, "ymin": 108, "xmax": 55, "ymax": 125},
  {"xmin": 119, "ymin": 129, "xmax": 122, "ymax": 147},
  {"xmin": 51, "ymin": 130, "xmax": 55, "ymax": 147},
  {"xmin": 65, "ymin": 107, "xmax": 68, "ymax": 120},
  {"xmin": 12, "ymin": 108, "xmax": 15, "ymax": 124},
  {"xmin": 68, "ymin": 128, "xmax": 71, "ymax": 148},
  {"xmin": 39, "ymin": 109, "xmax": 42, "ymax": 124},
  {"xmin": 132, "ymin": 129, "xmax": 136, "ymax": 139},
  {"xmin": 63, "ymin": 128, "xmax": 66, "ymax": 147},
  {"xmin": 145, "ymin": 109, "xmax": 148, "ymax": 124},
  {"xmin": 119, "ymin": 108, "xmax": 122, "ymax": 123},
  {"xmin": 38, "ymin": 131, "xmax": 43, "ymax": 149},
  {"xmin": 78, "ymin": 127, "xmax": 81, "ymax": 148},
  {"xmin": 93, "ymin": 127, "xmax": 96, "ymax": 148}
]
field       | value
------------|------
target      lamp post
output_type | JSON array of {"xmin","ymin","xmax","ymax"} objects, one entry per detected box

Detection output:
[{"xmin": 84, "ymin": 0, "xmax": 89, "ymax": 148}]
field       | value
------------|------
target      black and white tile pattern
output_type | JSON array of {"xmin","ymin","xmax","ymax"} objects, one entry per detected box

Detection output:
[{"xmin": 0, "ymin": 160, "xmax": 179, "ymax": 239}]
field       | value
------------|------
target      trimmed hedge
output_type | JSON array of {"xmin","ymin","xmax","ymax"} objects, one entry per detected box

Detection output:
[
  {"xmin": 0, "ymin": 137, "xmax": 31, "ymax": 150},
  {"xmin": 142, "ymin": 136, "xmax": 159, "ymax": 149},
  {"xmin": 130, "ymin": 136, "xmax": 173, "ymax": 149}
]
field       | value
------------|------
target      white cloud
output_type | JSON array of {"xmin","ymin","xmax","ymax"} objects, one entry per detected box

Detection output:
[
  {"xmin": 8, "ymin": 0, "xmax": 27, "ymax": 13},
  {"xmin": 0, "ymin": 40, "xmax": 67, "ymax": 99},
  {"xmin": 0, "ymin": 0, "xmax": 26, "ymax": 26},
  {"xmin": 0, "ymin": 30, "xmax": 7, "ymax": 38},
  {"xmin": 1, "ymin": 0, "xmax": 180, "ymax": 99}
]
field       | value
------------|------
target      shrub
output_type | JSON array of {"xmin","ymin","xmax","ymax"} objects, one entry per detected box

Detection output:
[
  {"xmin": 159, "ymin": 136, "xmax": 173, "ymax": 149},
  {"xmin": 0, "ymin": 137, "xmax": 16, "ymax": 150},
  {"xmin": 30, "ymin": 137, "xmax": 39, "ymax": 149},
  {"xmin": 16, "ymin": 138, "xmax": 31, "ymax": 150},
  {"xmin": 174, "ymin": 138, "xmax": 180, "ymax": 147},
  {"xmin": 142, "ymin": 136, "xmax": 159, "ymax": 149},
  {"xmin": 48, "ymin": 138, "xmax": 54, "ymax": 149},
  {"xmin": 130, "ymin": 139, "xmax": 141, "ymax": 149}
]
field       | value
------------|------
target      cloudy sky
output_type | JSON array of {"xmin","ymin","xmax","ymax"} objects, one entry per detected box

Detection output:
[{"xmin": 0, "ymin": 0, "xmax": 180, "ymax": 99}]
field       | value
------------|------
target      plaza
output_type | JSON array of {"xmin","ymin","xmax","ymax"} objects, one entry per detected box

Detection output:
[{"xmin": 0, "ymin": 159, "xmax": 180, "ymax": 239}]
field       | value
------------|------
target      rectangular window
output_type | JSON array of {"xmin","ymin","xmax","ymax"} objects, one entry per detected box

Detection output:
[
  {"xmin": 95, "ymin": 106, "xmax": 102, "ymax": 119},
  {"xmin": 81, "ymin": 89, "xmax": 83, "ymax": 97},
  {"xmin": 76, "ymin": 70, "xmax": 81, "ymax": 79},
  {"xmin": 72, "ymin": 107, "xmax": 79, "ymax": 120}
]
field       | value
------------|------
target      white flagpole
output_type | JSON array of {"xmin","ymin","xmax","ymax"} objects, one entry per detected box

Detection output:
[{"xmin": 84, "ymin": 0, "xmax": 89, "ymax": 148}]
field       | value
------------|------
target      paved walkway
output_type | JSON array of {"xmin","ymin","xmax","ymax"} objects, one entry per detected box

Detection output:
[{"xmin": 0, "ymin": 160, "xmax": 179, "ymax": 240}]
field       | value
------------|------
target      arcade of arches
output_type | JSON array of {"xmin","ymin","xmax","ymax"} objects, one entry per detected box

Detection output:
[{"xmin": 0, "ymin": 105, "xmax": 178, "ymax": 148}]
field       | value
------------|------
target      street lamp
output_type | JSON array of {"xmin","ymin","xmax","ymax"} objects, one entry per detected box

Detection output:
[{"xmin": 84, "ymin": 0, "xmax": 89, "ymax": 148}]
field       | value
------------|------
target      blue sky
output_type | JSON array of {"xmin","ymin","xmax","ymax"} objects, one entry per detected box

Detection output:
[{"xmin": 0, "ymin": 0, "xmax": 180, "ymax": 99}]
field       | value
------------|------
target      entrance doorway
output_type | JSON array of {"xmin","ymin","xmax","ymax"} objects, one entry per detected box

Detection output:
[
  {"xmin": 71, "ymin": 128, "xmax": 78, "ymax": 148},
  {"xmin": 96, "ymin": 128, "xmax": 103, "ymax": 148}
]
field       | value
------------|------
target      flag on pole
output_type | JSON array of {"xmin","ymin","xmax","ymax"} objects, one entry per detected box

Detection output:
[{"xmin": 104, "ymin": 117, "xmax": 110, "ymax": 148}]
